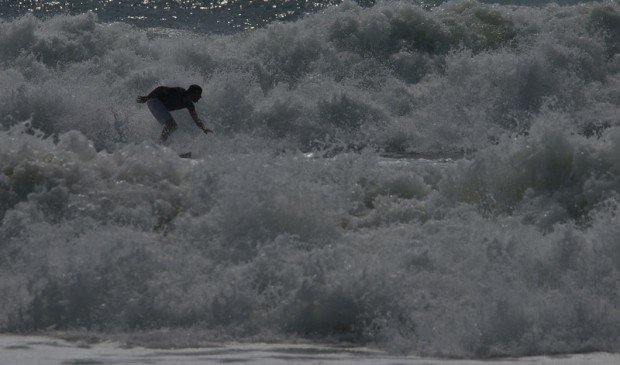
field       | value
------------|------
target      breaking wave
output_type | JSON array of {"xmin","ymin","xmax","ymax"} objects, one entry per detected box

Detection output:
[{"xmin": 1, "ymin": 0, "xmax": 620, "ymax": 358}]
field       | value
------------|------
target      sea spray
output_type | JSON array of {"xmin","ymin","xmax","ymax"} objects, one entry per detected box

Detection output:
[
  {"xmin": 1, "ymin": 2, "xmax": 617, "ymax": 152},
  {"xmin": 1, "ymin": 0, "xmax": 619, "ymax": 358},
  {"xmin": 2, "ymin": 122, "xmax": 620, "ymax": 356}
]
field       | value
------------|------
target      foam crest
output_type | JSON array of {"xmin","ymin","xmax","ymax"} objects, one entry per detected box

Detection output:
[
  {"xmin": 1, "ymin": 0, "xmax": 620, "ymax": 358},
  {"xmin": 2, "ymin": 123, "xmax": 620, "ymax": 356},
  {"xmin": 441, "ymin": 120, "xmax": 620, "ymax": 228},
  {"xmin": 0, "ymin": 2, "xmax": 617, "ymax": 153}
]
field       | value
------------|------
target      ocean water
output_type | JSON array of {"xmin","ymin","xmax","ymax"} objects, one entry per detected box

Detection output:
[
  {"xmin": 0, "ymin": 0, "xmax": 352, "ymax": 33},
  {"xmin": 1, "ymin": 0, "xmax": 619, "ymax": 361},
  {"xmin": 2, "ymin": 335, "xmax": 620, "ymax": 365}
]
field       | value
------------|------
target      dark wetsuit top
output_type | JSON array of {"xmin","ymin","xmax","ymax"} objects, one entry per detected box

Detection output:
[{"xmin": 155, "ymin": 87, "xmax": 195, "ymax": 112}]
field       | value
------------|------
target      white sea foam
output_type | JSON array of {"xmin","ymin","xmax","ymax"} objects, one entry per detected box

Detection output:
[
  {"xmin": 1, "ymin": 0, "xmax": 619, "ymax": 359},
  {"xmin": 2, "ymin": 335, "xmax": 619, "ymax": 365}
]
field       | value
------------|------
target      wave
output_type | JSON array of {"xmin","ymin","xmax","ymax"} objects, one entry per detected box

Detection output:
[
  {"xmin": 1, "ymin": 0, "xmax": 620, "ymax": 358},
  {"xmin": 2, "ymin": 117, "xmax": 620, "ymax": 356},
  {"xmin": 1, "ymin": 1, "xmax": 618, "ymax": 153}
]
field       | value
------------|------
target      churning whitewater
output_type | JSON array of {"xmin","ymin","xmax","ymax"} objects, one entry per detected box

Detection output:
[{"xmin": 1, "ymin": 0, "xmax": 619, "ymax": 359}]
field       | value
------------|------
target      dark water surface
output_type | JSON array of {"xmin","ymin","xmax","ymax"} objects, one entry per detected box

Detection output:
[{"xmin": 0, "ymin": 0, "xmax": 362, "ymax": 33}]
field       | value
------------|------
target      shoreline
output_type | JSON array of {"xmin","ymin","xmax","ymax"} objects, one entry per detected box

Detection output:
[{"xmin": 2, "ymin": 334, "xmax": 619, "ymax": 365}]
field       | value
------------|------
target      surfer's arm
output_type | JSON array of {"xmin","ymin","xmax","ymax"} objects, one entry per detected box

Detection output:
[
  {"xmin": 188, "ymin": 105, "xmax": 213, "ymax": 134},
  {"xmin": 136, "ymin": 86, "xmax": 168, "ymax": 103}
]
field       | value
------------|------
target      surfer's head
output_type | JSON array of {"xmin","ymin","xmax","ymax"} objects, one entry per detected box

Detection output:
[{"xmin": 186, "ymin": 84, "xmax": 202, "ymax": 102}]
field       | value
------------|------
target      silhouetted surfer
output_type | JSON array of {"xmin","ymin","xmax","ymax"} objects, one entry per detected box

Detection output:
[{"xmin": 137, "ymin": 84, "xmax": 213, "ymax": 142}]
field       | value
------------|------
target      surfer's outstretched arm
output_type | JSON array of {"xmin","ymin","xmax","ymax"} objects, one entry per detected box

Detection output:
[{"xmin": 188, "ymin": 105, "xmax": 213, "ymax": 135}]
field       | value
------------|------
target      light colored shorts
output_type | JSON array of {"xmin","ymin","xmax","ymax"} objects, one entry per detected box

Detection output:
[{"xmin": 147, "ymin": 99, "xmax": 173, "ymax": 124}]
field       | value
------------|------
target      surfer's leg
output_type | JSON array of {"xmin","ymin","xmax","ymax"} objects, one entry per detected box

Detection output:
[
  {"xmin": 147, "ymin": 99, "xmax": 176, "ymax": 142},
  {"xmin": 160, "ymin": 119, "xmax": 178, "ymax": 142}
]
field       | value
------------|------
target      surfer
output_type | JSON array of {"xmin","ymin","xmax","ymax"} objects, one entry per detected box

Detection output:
[{"xmin": 136, "ymin": 84, "xmax": 213, "ymax": 142}]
